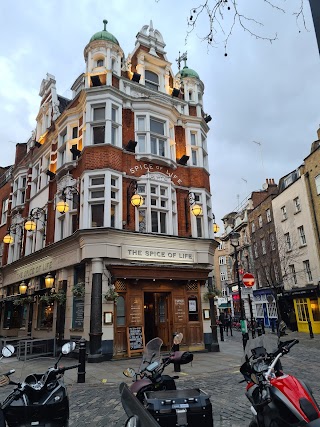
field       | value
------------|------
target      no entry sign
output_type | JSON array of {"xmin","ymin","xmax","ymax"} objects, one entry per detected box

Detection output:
[{"xmin": 242, "ymin": 272, "xmax": 255, "ymax": 288}]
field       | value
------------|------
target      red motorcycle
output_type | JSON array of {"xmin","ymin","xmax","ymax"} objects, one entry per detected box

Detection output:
[
  {"xmin": 123, "ymin": 334, "xmax": 193, "ymax": 403},
  {"xmin": 240, "ymin": 334, "xmax": 320, "ymax": 426}
]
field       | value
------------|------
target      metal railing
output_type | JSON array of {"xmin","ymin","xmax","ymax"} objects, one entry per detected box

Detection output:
[{"xmin": 17, "ymin": 338, "xmax": 56, "ymax": 361}]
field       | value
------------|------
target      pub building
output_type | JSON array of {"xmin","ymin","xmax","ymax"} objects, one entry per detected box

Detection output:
[{"xmin": 0, "ymin": 21, "xmax": 217, "ymax": 360}]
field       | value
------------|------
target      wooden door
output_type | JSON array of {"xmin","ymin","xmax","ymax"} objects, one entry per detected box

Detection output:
[{"xmin": 155, "ymin": 293, "xmax": 170, "ymax": 348}]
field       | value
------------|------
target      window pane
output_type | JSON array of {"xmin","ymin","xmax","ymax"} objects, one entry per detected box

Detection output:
[
  {"xmin": 159, "ymin": 139, "xmax": 165, "ymax": 157},
  {"xmin": 138, "ymin": 135, "xmax": 146, "ymax": 152},
  {"xmin": 111, "ymin": 126, "xmax": 117, "ymax": 145},
  {"xmin": 90, "ymin": 190, "xmax": 104, "ymax": 198},
  {"xmin": 151, "ymin": 137, "xmax": 157, "ymax": 154},
  {"xmin": 137, "ymin": 117, "xmax": 145, "ymax": 131},
  {"xmin": 116, "ymin": 296, "xmax": 125, "ymax": 326},
  {"xmin": 151, "ymin": 211, "xmax": 158, "ymax": 232},
  {"xmin": 91, "ymin": 204, "xmax": 104, "ymax": 227},
  {"xmin": 191, "ymin": 133, "xmax": 196, "ymax": 146},
  {"xmin": 150, "ymin": 119, "xmax": 164, "ymax": 135},
  {"xmin": 192, "ymin": 150, "xmax": 197, "ymax": 165},
  {"xmin": 112, "ymin": 107, "xmax": 117, "ymax": 122},
  {"xmin": 91, "ymin": 177, "xmax": 105, "ymax": 185},
  {"xmin": 110, "ymin": 205, "xmax": 115, "ymax": 228},
  {"xmin": 196, "ymin": 217, "xmax": 202, "ymax": 237},
  {"xmin": 93, "ymin": 126, "xmax": 105, "ymax": 144},
  {"xmin": 93, "ymin": 107, "xmax": 105, "ymax": 121},
  {"xmin": 160, "ymin": 212, "xmax": 166, "ymax": 233},
  {"xmin": 145, "ymin": 71, "xmax": 158, "ymax": 83}
]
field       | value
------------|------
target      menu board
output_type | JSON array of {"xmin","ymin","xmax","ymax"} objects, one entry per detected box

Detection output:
[
  {"xmin": 72, "ymin": 298, "xmax": 84, "ymax": 330},
  {"xmin": 174, "ymin": 298, "xmax": 186, "ymax": 323},
  {"xmin": 127, "ymin": 326, "xmax": 144, "ymax": 357},
  {"xmin": 128, "ymin": 297, "xmax": 142, "ymax": 325}
]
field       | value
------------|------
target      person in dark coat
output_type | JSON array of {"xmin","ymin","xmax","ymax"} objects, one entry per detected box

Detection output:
[
  {"xmin": 225, "ymin": 312, "xmax": 232, "ymax": 336},
  {"xmin": 219, "ymin": 311, "xmax": 225, "ymax": 329}
]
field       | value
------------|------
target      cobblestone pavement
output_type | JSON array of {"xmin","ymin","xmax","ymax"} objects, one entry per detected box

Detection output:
[{"xmin": 0, "ymin": 330, "xmax": 319, "ymax": 426}]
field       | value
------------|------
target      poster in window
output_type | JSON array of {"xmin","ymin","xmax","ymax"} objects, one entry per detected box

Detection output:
[{"xmin": 188, "ymin": 299, "xmax": 197, "ymax": 313}]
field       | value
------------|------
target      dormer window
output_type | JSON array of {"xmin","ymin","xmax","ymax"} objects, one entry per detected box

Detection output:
[
  {"xmin": 145, "ymin": 70, "xmax": 159, "ymax": 91},
  {"xmin": 97, "ymin": 59, "xmax": 104, "ymax": 67}
]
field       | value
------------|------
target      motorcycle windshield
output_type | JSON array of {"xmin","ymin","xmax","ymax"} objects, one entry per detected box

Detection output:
[
  {"xmin": 139, "ymin": 338, "xmax": 163, "ymax": 373},
  {"xmin": 242, "ymin": 334, "xmax": 279, "ymax": 364}
]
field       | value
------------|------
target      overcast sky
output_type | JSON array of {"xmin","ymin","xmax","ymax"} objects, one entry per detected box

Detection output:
[{"xmin": 1, "ymin": 0, "xmax": 319, "ymax": 231}]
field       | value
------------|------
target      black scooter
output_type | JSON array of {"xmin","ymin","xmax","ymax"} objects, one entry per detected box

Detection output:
[{"xmin": 0, "ymin": 342, "xmax": 79, "ymax": 427}]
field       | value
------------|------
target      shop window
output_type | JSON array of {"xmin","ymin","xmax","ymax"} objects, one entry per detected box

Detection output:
[
  {"xmin": 37, "ymin": 302, "xmax": 54, "ymax": 329},
  {"xmin": 296, "ymin": 298, "xmax": 309, "ymax": 322},
  {"xmin": 3, "ymin": 302, "xmax": 22, "ymax": 329},
  {"xmin": 116, "ymin": 296, "xmax": 126, "ymax": 326},
  {"xmin": 188, "ymin": 296, "xmax": 199, "ymax": 321},
  {"xmin": 310, "ymin": 298, "xmax": 320, "ymax": 321}
]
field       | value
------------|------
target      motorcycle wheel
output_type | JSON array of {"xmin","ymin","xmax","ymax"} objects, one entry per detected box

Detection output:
[{"xmin": 249, "ymin": 421, "xmax": 258, "ymax": 427}]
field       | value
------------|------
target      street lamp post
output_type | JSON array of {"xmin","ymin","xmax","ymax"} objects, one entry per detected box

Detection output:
[
  {"xmin": 207, "ymin": 278, "xmax": 220, "ymax": 352},
  {"xmin": 230, "ymin": 232, "xmax": 249, "ymax": 351}
]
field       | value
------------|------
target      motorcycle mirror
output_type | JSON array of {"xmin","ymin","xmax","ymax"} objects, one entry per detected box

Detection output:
[
  {"xmin": 123, "ymin": 368, "xmax": 136, "ymax": 378},
  {"xmin": 125, "ymin": 415, "xmax": 141, "ymax": 427},
  {"xmin": 2, "ymin": 345, "xmax": 15, "ymax": 358},
  {"xmin": 0, "ymin": 375, "xmax": 9, "ymax": 387},
  {"xmin": 61, "ymin": 342, "xmax": 76, "ymax": 355},
  {"xmin": 173, "ymin": 333, "xmax": 183, "ymax": 345}
]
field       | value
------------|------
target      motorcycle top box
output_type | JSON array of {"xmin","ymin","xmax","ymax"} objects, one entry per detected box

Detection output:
[{"xmin": 144, "ymin": 388, "xmax": 213, "ymax": 427}]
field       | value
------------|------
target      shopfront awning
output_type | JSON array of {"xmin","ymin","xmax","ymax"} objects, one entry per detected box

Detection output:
[{"xmin": 218, "ymin": 302, "xmax": 231, "ymax": 309}]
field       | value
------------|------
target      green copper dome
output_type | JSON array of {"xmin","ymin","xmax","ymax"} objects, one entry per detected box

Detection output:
[
  {"xmin": 90, "ymin": 20, "xmax": 119, "ymax": 45},
  {"xmin": 180, "ymin": 66, "xmax": 199, "ymax": 79}
]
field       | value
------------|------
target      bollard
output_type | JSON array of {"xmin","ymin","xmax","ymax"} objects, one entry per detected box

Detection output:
[
  {"xmin": 172, "ymin": 333, "xmax": 181, "ymax": 373},
  {"xmin": 261, "ymin": 319, "xmax": 265, "ymax": 335},
  {"xmin": 271, "ymin": 319, "xmax": 275, "ymax": 333},
  {"xmin": 308, "ymin": 320, "xmax": 314, "ymax": 339},
  {"xmin": 77, "ymin": 338, "xmax": 86, "ymax": 383},
  {"xmin": 257, "ymin": 321, "xmax": 262, "ymax": 337},
  {"xmin": 219, "ymin": 324, "xmax": 224, "ymax": 342}
]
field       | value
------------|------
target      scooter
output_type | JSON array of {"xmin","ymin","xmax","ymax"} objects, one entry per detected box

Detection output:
[
  {"xmin": 240, "ymin": 332, "xmax": 320, "ymax": 426},
  {"xmin": 0, "ymin": 342, "xmax": 79, "ymax": 427},
  {"xmin": 123, "ymin": 333, "xmax": 193, "ymax": 403}
]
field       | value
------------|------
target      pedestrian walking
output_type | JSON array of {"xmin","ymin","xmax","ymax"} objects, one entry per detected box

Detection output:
[{"xmin": 225, "ymin": 312, "xmax": 232, "ymax": 336}]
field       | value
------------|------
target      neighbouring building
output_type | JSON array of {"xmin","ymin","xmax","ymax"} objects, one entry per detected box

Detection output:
[
  {"xmin": 272, "ymin": 166, "xmax": 320, "ymax": 333},
  {"xmin": 0, "ymin": 21, "xmax": 217, "ymax": 359},
  {"xmin": 248, "ymin": 178, "xmax": 283, "ymax": 329}
]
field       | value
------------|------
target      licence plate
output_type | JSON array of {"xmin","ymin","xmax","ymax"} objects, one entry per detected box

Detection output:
[{"xmin": 172, "ymin": 403, "xmax": 189, "ymax": 409}]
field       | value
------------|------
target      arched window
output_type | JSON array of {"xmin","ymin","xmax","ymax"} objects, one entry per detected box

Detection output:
[
  {"xmin": 145, "ymin": 70, "xmax": 159, "ymax": 91},
  {"xmin": 97, "ymin": 59, "xmax": 104, "ymax": 67},
  {"xmin": 116, "ymin": 296, "xmax": 126, "ymax": 326}
]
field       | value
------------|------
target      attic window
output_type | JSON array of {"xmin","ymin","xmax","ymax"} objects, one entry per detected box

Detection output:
[
  {"xmin": 145, "ymin": 70, "xmax": 159, "ymax": 91},
  {"xmin": 97, "ymin": 59, "xmax": 104, "ymax": 67}
]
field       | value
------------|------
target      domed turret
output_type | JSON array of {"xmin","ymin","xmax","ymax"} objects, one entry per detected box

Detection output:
[
  {"xmin": 89, "ymin": 19, "xmax": 119, "ymax": 45},
  {"xmin": 180, "ymin": 66, "xmax": 199, "ymax": 79}
]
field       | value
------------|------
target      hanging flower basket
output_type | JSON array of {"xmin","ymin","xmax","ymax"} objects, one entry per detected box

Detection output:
[
  {"xmin": 40, "ymin": 290, "xmax": 66, "ymax": 306},
  {"xmin": 203, "ymin": 288, "xmax": 221, "ymax": 302},
  {"xmin": 72, "ymin": 282, "xmax": 85, "ymax": 298},
  {"xmin": 13, "ymin": 296, "xmax": 33, "ymax": 306},
  {"xmin": 104, "ymin": 287, "xmax": 119, "ymax": 303}
]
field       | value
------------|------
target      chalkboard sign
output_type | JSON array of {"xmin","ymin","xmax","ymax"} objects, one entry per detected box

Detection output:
[
  {"xmin": 127, "ymin": 326, "xmax": 144, "ymax": 357},
  {"xmin": 72, "ymin": 298, "xmax": 84, "ymax": 330}
]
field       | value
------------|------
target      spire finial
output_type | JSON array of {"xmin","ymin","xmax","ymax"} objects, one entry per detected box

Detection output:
[{"xmin": 103, "ymin": 19, "xmax": 108, "ymax": 31}]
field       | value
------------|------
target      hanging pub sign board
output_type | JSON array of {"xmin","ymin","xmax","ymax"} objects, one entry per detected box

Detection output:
[{"xmin": 127, "ymin": 326, "xmax": 145, "ymax": 357}]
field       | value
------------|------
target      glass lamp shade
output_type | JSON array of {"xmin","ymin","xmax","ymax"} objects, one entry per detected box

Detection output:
[
  {"xmin": 131, "ymin": 193, "xmax": 144, "ymax": 207},
  {"xmin": 25, "ymin": 220, "xmax": 37, "ymax": 232},
  {"xmin": 19, "ymin": 281, "xmax": 28, "ymax": 295},
  {"xmin": 191, "ymin": 204, "xmax": 203, "ymax": 217},
  {"xmin": 45, "ymin": 273, "xmax": 55, "ymax": 289},
  {"xmin": 56, "ymin": 200, "xmax": 69, "ymax": 213},
  {"xmin": 3, "ymin": 234, "xmax": 14, "ymax": 244},
  {"xmin": 213, "ymin": 223, "xmax": 220, "ymax": 233},
  {"xmin": 230, "ymin": 232, "xmax": 241, "ymax": 247}
]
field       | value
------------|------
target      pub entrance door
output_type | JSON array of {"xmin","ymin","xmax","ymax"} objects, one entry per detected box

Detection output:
[{"xmin": 144, "ymin": 292, "xmax": 171, "ymax": 348}]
